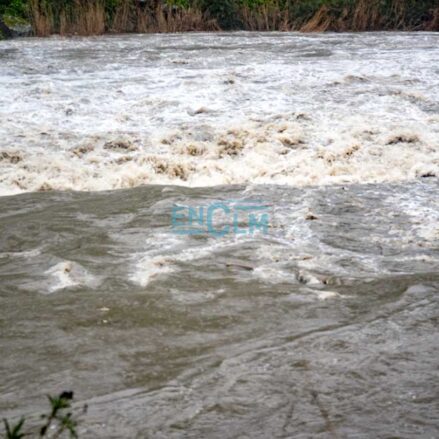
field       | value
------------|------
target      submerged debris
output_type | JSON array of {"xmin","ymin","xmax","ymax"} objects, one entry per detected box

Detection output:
[
  {"xmin": 0, "ymin": 151, "xmax": 23, "ymax": 164},
  {"xmin": 218, "ymin": 139, "xmax": 244, "ymax": 157},
  {"xmin": 305, "ymin": 213, "xmax": 319, "ymax": 221},
  {"xmin": 149, "ymin": 157, "xmax": 191, "ymax": 180},
  {"xmin": 386, "ymin": 133, "xmax": 419, "ymax": 145},
  {"xmin": 71, "ymin": 144, "xmax": 94, "ymax": 157},
  {"xmin": 103, "ymin": 140, "xmax": 138, "ymax": 152},
  {"xmin": 185, "ymin": 143, "xmax": 206, "ymax": 156},
  {"xmin": 37, "ymin": 182, "xmax": 53, "ymax": 192}
]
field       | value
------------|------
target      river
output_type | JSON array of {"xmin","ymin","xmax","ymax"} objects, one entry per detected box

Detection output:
[{"xmin": 0, "ymin": 32, "xmax": 438, "ymax": 438}]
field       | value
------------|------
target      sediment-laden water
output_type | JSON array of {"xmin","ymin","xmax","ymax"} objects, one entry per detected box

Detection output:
[
  {"xmin": 0, "ymin": 32, "xmax": 438, "ymax": 193},
  {"xmin": 0, "ymin": 32, "xmax": 438, "ymax": 438}
]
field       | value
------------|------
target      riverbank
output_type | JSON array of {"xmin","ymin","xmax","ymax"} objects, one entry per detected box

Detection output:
[{"xmin": 1, "ymin": 0, "xmax": 438, "ymax": 37}]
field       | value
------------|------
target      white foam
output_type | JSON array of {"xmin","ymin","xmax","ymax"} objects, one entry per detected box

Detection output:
[
  {"xmin": 129, "ymin": 255, "xmax": 174, "ymax": 287},
  {"xmin": 253, "ymin": 265, "xmax": 295, "ymax": 283},
  {"xmin": 0, "ymin": 248, "xmax": 41, "ymax": 259},
  {"xmin": 313, "ymin": 290, "xmax": 341, "ymax": 300},
  {"xmin": 0, "ymin": 33, "xmax": 438, "ymax": 195},
  {"xmin": 45, "ymin": 260, "xmax": 99, "ymax": 293}
]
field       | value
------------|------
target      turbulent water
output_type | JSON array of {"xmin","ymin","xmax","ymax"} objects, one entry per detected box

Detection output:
[
  {"xmin": 0, "ymin": 32, "xmax": 439, "ymax": 193},
  {"xmin": 0, "ymin": 32, "xmax": 438, "ymax": 438}
]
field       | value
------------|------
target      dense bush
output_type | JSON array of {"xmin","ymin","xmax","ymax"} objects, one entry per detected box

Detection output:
[
  {"xmin": 0, "ymin": 0, "xmax": 27, "ymax": 17},
  {"xmin": 200, "ymin": 0, "xmax": 241, "ymax": 29}
]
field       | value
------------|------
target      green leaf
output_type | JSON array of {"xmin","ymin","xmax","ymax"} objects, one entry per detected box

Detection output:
[{"xmin": 3, "ymin": 417, "xmax": 26, "ymax": 439}]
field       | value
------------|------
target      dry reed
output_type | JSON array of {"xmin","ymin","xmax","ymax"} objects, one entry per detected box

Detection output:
[{"xmin": 28, "ymin": 0, "xmax": 439, "ymax": 36}]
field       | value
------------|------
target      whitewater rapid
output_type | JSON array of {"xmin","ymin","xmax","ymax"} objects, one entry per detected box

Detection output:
[
  {"xmin": 0, "ymin": 32, "xmax": 438, "ymax": 195},
  {"xmin": 1, "ymin": 33, "xmax": 439, "ymax": 438}
]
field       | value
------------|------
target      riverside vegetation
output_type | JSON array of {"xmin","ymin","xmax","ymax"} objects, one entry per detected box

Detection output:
[
  {"xmin": 2, "ymin": 392, "xmax": 85, "ymax": 438},
  {"xmin": 0, "ymin": 0, "xmax": 438, "ymax": 36}
]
